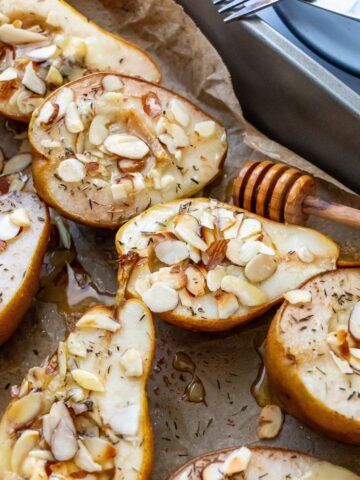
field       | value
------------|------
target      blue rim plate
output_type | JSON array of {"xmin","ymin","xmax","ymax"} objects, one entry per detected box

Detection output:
[{"xmin": 275, "ymin": 0, "xmax": 360, "ymax": 76}]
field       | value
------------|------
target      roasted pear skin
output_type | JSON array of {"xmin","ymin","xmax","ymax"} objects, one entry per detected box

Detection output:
[
  {"xmin": 116, "ymin": 198, "xmax": 339, "ymax": 332},
  {"xmin": 30, "ymin": 74, "xmax": 227, "ymax": 228},
  {"xmin": 0, "ymin": 191, "xmax": 50, "ymax": 344},
  {"xmin": 266, "ymin": 268, "xmax": 360, "ymax": 444},
  {"xmin": 168, "ymin": 446, "xmax": 359, "ymax": 480},
  {"xmin": 0, "ymin": 0, "xmax": 160, "ymax": 122}
]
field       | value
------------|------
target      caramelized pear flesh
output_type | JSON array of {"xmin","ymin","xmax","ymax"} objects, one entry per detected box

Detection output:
[
  {"xmin": 266, "ymin": 268, "xmax": 360, "ymax": 444},
  {"xmin": 0, "ymin": 191, "xmax": 50, "ymax": 344},
  {"xmin": 0, "ymin": 0, "xmax": 160, "ymax": 121},
  {"xmin": 116, "ymin": 198, "xmax": 339, "ymax": 332},
  {"xmin": 0, "ymin": 301, "xmax": 155, "ymax": 479}
]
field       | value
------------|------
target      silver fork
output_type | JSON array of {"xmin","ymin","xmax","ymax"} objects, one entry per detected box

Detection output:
[{"xmin": 214, "ymin": 0, "xmax": 281, "ymax": 22}]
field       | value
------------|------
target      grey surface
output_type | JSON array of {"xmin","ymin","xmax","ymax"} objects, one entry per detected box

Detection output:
[{"xmin": 178, "ymin": 0, "xmax": 360, "ymax": 193}]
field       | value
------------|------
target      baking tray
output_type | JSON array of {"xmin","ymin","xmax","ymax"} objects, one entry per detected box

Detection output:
[{"xmin": 177, "ymin": 0, "xmax": 360, "ymax": 194}]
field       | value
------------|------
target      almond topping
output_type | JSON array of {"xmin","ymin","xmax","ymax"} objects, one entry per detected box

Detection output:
[
  {"xmin": 57, "ymin": 158, "xmax": 86, "ymax": 183},
  {"xmin": 76, "ymin": 311, "xmax": 120, "ymax": 332},
  {"xmin": 6, "ymin": 392, "xmax": 44, "ymax": 428},
  {"xmin": 54, "ymin": 87, "xmax": 74, "ymax": 118},
  {"xmin": 120, "ymin": 349, "xmax": 143, "ymax": 377},
  {"xmin": 223, "ymin": 447, "xmax": 252, "ymax": 475},
  {"xmin": 0, "ymin": 214, "xmax": 20, "ymax": 241},
  {"xmin": 149, "ymin": 267, "xmax": 187, "ymax": 290},
  {"xmin": 244, "ymin": 253, "xmax": 277, "ymax": 283},
  {"xmin": 45, "ymin": 64, "xmax": 63, "ymax": 87},
  {"xmin": 205, "ymin": 239, "xmax": 227, "ymax": 271},
  {"xmin": 11, "ymin": 430, "xmax": 40, "ymax": 473},
  {"xmin": 3, "ymin": 153, "xmax": 32, "ymax": 175},
  {"xmin": 283, "ymin": 289, "xmax": 312, "ymax": 305},
  {"xmin": 155, "ymin": 239, "xmax": 189, "ymax": 265},
  {"xmin": 104, "ymin": 133, "xmax": 149, "ymax": 159},
  {"xmin": 65, "ymin": 101, "xmax": 84, "ymax": 134},
  {"xmin": 22, "ymin": 62, "xmax": 46, "ymax": 96},
  {"xmin": 74, "ymin": 440, "xmax": 102, "ymax": 473},
  {"xmin": 170, "ymin": 99, "xmax": 190, "ymax": 127},
  {"xmin": 221, "ymin": 275, "xmax": 267, "ymax": 307},
  {"xmin": 0, "ymin": 24, "xmax": 46, "ymax": 44},
  {"xmin": 329, "ymin": 351, "xmax": 353, "ymax": 375},
  {"xmin": 238, "ymin": 218, "xmax": 262, "ymax": 239},
  {"xmin": 89, "ymin": 115, "xmax": 108, "ymax": 146},
  {"xmin": 50, "ymin": 418, "xmax": 78, "ymax": 461},
  {"xmin": 37, "ymin": 102, "xmax": 59, "ymax": 125},
  {"xmin": 185, "ymin": 265, "xmax": 206, "ymax": 297},
  {"xmin": 83, "ymin": 437, "xmax": 116, "ymax": 463},
  {"xmin": 257, "ymin": 405, "xmax": 284, "ymax": 439},
  {"xmin": 8, "ymin": 208, "xmax": 31, "ymax": 228},
  {"xmin": 174, "ymin": 214, "xmax": 208, "ymax": 252},
  {"xmin": 349, "ymin": 302, "xmax": 360, "ymax": 341},
  {"xmin": 142, "ymin": 282, "xmax": 179, "ymax": 312},
  {"xmin": 0, "ymin": 67, "xmax": 17, "ymax": 82},
  {"xmin": 102, "ymin": 75, "xmax": 124, "ymax": 92},
  {"xmin": 216, "ymin": 291, "xmax": 239, "ymax": 319},
  {"xmin": 202, "ymin": 462, "xmax": 224, "ymax": 480},
  {"xmin": 192, "ymin": 295, "xmax": 219, "ymax": 318},
  {"xmin": 142, "ymin": 91, "xmax": 162, "ymax": 118},
  {"xmin": 28, "ymin": 44, "xmax": 57, "ymax": 61},
  {"xmin": 194, "ymin": 120, "xmax": 216, "ymax": 138},
  {"xmin": 206, "ymin": 266, "xmax": 227, "ymax": 292},
  {"xmin": 71, "ymin": 369, "xmax": 104, "ymax": 392}
]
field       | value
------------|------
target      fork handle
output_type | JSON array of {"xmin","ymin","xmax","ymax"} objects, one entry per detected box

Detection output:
[{"xmin": 302, "ymin": 195, "xmax": 360, "ymax": 229}]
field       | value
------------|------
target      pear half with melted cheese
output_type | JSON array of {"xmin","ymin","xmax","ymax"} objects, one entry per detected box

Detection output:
[
  {"xmin": 0, "ymin": 300, "xmax": 155, "ymax": 479},
  {"xmin": 116, "ymin": 198, "xmax": 339, "ymax": 332},
  {"xmin": 168, "ymin": 446, "xmax": 359, "ymax": 480},
  {"xmin": 266, "ymin": 268, "xmax": 360, "ymax": 444},
  {"xmin": 0, "ymin": 191, "xmax": 50, "ymax": 344},
  {"xmin": 0, "ymin": 0, "xmax": 160, "ymax": 122},
  {"xmin": 30, "ymin": 73, "xmax": 227, "ymax": 228}
]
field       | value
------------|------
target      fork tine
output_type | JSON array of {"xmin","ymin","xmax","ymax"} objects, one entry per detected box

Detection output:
[
  {"xmin": 224, "ymin": 0, "xmax": 280, "ymax": 21},
  {"xmin": 218, "ymin": 0, "xmax": 248, "ymax": 14}
]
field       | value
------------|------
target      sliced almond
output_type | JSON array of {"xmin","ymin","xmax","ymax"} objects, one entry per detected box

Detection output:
[
  {"xmin": 110, "ymin": 404, "xmax": 140, "ymax": 436},
  {"xmin": 206, "ymin": 266, "xmax": 227, "ymax": 292},
  {"xmin": 142, "ymin": 282, "xmax": 179, "ymax": 313},
  {"xmin": 0, "ymin": 67, "xmax": 18, "ymax": 82},
  {"xmin": 28, "ymin": 44, "xmax": 57, "ymax": 61},
  {"xmin": 192, "ymin": 295, "xmax": 219, "ymax": 319},
  {"xmin": 194, "ymin": 120, "xmax": 216, "ymax": 138},
  {"xmin": 329, "ymin": 351, "xmax": 353, "ymax": 375},
  {"xmin": 57, "ymin": 158, "xmax": 86, "ymax": 183},
  {"xmin": 283, "ymin": 289, "xmax": 312, "ymax": 305},
  {"xmin": 226, "ymin": 239, "xmax": 260, "ymax": 267},
  {"xmin": 57, "ymin": 341, "xmax": 67, "ymax": 380},
  {"xmin": 89, "ymin": 115, "xmax": 108, "ymax": 146},
  {"xmin": 0, "ymin": 214, "xmax": 21, "ymax": 241},
  {"xmin": 185, "ymin": 265, "xmax": 206, "ymax": 297},
  {"xmin": 0, "ymin": 24, "xmax": 46, "ymax": 44},
  {"xmin": 45, "ymin": 64, "xmax": 63, "ymax": 87},
  {"xmin": 83, "ymin": 437, "xmax": 116, "ymax": 463},
  {"xmin": 167, "ymin": 123, "xmax": 189, "ymax": 148},
  {"xmin": 205, "ymin": 239, "xmax": 227, "ymax": 271},
  {"xmin": 223, "ymin": 219, "xmax": 243, "ymax": 240},
  {"xmin": 104, "ymin": 133, "xmax": 149, "ymax": 159},
  {"xmin": 217, "ymin": 208, "xmax": 235, "ymax": 231},
  {"xmin": 71, "ymin": 369, "xmax": 104, "ymax": 392},
  {"xmin": 11, "ymin": 430, "xmax": 40, "ymax": 473},
  {"xmin": 76, "ymin": 312, "xmax": 120, "ymax": 332},
  {"xmin": 55, "ymin": 87, "xmax": 75, "ymax": 118},
  {"xmin": 37, "ymin": 101, "xmax": 59, "ymax": 126},
  {"xmin": 22, "ymin": 62, "xmax": 46, "ymax": 96},
  {"xmin": 3, "ymin": 153, "xmax": 32, "ymax": 175},
  {"xmin": 6, "ymin": 392, "xmax": 44, "ymax": 428},
  {"xmin": 65, "ymin": 101, "xmax": 84, "ymax": 134},
  {"xmin": 238, "ymin": 218, "xmax": 262, "ymax": 239},
  {"xmin": 111, "ymin": 179, "xmax": 133, "ymax": 203},
  {"xmin": 221, "ymin": 275, "xmax": 267, "ymax": 307},
  {"xmin": 174, "ymin": 214, "xmax": 208, "ymax": 252},
  {"xmin": 202, "ymin": 462, "xmax": 224, "ymax": 480},
  {"xmin": 75, "ymin": 440, "xmax": 102, "ymax": 473},
  {"xmin": 8, "ymin": 208, "xmax": 31, "ymax": 228},
  {"xmin": 102, "ymin": 75, "xmax": 124, "ymax": 92},
  {"xmin": 245, "ymin": 253, "xmax": 277, "ymax": 283},
  {"xmin": 50, "ymin": 418, "xmax": 78, "ymax": 461},
  {"xmin": 216, "ymin": 292, "xmax": 239, "ymax": 319},
  {"xmin": 257, "ymin": 405, "xmax": 284, "ymax": 440},
  {"xmin": 202, "ymin": 226, "xmax": 216, "ymax": 247},
  {"xmin": 142, "ymin": 91, "xmax": 162, "ymax": 118},
  {"xmin": 179, "ymin": 288, "xmax": 193, "ymax": 308},
  {"xmin": 155, "ymin": 239, "xmax": 189, "ymax": 265},
  {"xmin": 120, "ymin": 349, "xmax": 143, "ymax": 377},
  {"xmin": 149, "ymin": 267, "xmax": 187, "ymax": 291},
  {"xmin": 349, "ymin": 302, "xmax": 360, "ymax": 341},
  {"xmin": 223, "ymin": 447, "xmax": 252, "ymax": 475},
  {"xmin": 170, "ymin": 99, "xmax": 189, "ymax": 127}
]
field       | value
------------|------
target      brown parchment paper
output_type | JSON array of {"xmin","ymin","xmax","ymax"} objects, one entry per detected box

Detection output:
[{"xmin": 0, "ymin": 0, "xmax": 360, "ymax": 479}]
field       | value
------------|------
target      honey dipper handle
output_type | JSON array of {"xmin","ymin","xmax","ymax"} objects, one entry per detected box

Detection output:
[{"xmin": 302, "ymin": 195, "xmax": 360, "ymax": 229}]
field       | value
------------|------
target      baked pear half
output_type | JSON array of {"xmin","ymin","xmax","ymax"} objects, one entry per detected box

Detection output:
[
  {"xmin": 168, "ymin": 446, "xmax": 359, "ymax": 480},
  {"xmin": 0, "ymin": 191, "xmax": 50, "ymax": 344},
  {"xmin": 266, "ymin": 268, "xmax": 360, "ymax": 444},
  {"xmin": 0, "ymin": 299, "xmax": 155, "ymax": 479},
  {"xmin": 116, "ymin": 198, "xmax": 339, "ymax": 332},
  {"xmin": 30, "ymin": 73, "xmax": 227, "ymax": 228},
  {"xmin": 0, "ymin": 0, "xmax": 160, "ymax": 122}
]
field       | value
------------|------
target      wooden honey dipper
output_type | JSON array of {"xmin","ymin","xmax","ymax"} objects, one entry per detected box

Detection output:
[{"xmin": 232, "ymin": 160, "xmax": 360, "ymax": 228}]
